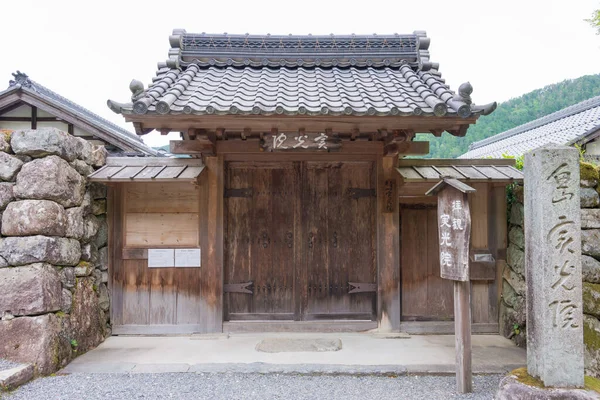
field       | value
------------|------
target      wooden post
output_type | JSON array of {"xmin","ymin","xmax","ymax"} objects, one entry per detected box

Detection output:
[
  {"xmin": 376, "ymin": 156, "xmax": 401, "ymax": 332},
  {"xmin": 203, "ymin": 155, "xmax": 224, "ymax": 333},
  {"xmin": 454, "ymin": 280, "xmax": 472, "ymax": 393},
  {"xmin": 426, "ymin": 178, "xmax": 476, "ymax": 394}
]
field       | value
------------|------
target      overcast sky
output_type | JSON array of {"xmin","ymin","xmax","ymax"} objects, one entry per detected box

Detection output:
[{"xmin": 1, "ymin": 0, "xmax": 599, "ymax": 147}]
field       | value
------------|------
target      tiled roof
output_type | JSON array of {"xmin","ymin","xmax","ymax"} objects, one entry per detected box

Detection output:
[
  {"xmin": 90, "ymin": 158, "xmax": 204, "ymax": 182},
  {"xmin": 460, "ymin": 96, "xmax": 600, "ymax": 159},
  {"xmin": 3, "ymin": 72, "xmax": 159, "ymax": 156},
  {"xmin": 397, "ymin": 162, "xmax": 523, "ymax": 182},
  {"xmin": 108, "ymin": 30, "xmax": 496, "ymax": 120}
]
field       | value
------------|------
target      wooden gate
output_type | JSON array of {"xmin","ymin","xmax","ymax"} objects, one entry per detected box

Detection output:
[
  {"xmin": 224, "ymin": 161, "xmax": 376, "ymax": 321},
  {"xmin": 400, "ymin": 206, "xmax": 454, "ymax": 321},
  {"xmin": 302, "ymin": 162, "xmax": 376, "ymax": 320}
]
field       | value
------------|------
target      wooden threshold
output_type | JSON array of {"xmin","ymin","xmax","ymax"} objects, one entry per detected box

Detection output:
[
  {"xmin": 224, "ymin": 321, "xmax": 377, "ymax": 333},
  {"xmin": 399, "ymin": 321, "xmax": 499, "ymax": 335},
  {"xmin": 112, "ymin": 324, "xmax": 204, "ymax": 335}
]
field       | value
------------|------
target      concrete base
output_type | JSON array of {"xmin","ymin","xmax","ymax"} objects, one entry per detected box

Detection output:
[
  {"xmin": 61, "ymin": 333, "xmax": 525, "ymax": 375},
  {"xmin": 496, "ymin": 370, "xmax": 600, "ymax": 400},
  {"xmin": 255, "ymin": 338, "xmax": 342, "ymax": 353},
  {"xmin": 0, "ymin": 364, "xmax": 34, "ymax": 391}
]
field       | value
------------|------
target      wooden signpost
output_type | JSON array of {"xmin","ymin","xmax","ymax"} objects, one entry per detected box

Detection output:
[{"xmin": 426, "ymin": 177, "xmax": 476, "ymax": 394}]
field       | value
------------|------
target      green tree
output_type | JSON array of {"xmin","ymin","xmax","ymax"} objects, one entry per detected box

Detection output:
[
  {"xmin": 418, "ymin": 74, "xmax": 600, "ymax": 158},
  {"xmin": 586, "ymin": 9, "xmax": 600, "ymax": 34}
]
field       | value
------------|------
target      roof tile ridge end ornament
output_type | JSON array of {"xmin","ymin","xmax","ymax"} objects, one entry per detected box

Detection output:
[
  {"xmin": 9, "ymin": 70, "xmax": 33, "ymax": 89},
  {"xmin": 470, "ymin": 94, "xmax": 600, "ymax": 151},
  {"xmin": 130, "ymin": 79, "xmax": 152, "ymax": 114},
  {"xmin": 414, "ymin": 31, "xmax": 433, "ymax": 71}
]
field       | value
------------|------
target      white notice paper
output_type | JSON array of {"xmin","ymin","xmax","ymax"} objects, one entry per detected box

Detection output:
[
  {"xmin": 148, "ymin": 249, "xmax": 174, "ymax": 268},
  {"xmin": 175, "ymin": 248, "xmax": 201, "ymax": 267}
]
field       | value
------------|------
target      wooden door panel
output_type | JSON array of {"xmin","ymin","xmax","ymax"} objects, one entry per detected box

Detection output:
[
  {"xmin": 225, "ymin": 163, "xmax": 297, "ymax": 320},
  {"xmin": 304, "ymin": 162, "xmax": 376, "ymax": 320},
  {"xmin": 401, "ymin": 207, "xmax": 454, "ymax": 321}
]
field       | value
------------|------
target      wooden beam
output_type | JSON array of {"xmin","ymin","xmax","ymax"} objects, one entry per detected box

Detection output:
[
  {"xmin": 106, "ymin": 157, "xmax": 203, "ymax": 167},
  {"xmin": 0, "ymin": 116, "xmax": 70, "ymax": 122},
  {"xmin": 397, "ymin": 159, "xmax": 517, "ymax": 167},
  {"xmin": 0, "ymin": 101, "xmax": 25, "ymax": 116},
  {"xmin": 124, "ymin": 114, "xmax": 478, "ymax": 136},
  {"xmin": 68, "ymin": 123, "xmax": 74, "ymax": 135},
  {"xmin": 31, "ymin": 106, "xmax": 37, "ymax": 129},
  {"xmin": 385, "ymin": 141, "xmax": 429, "ymax": 157},
  {"xmin": 377, "ymin": 156, "xmax": 401, "ymax": 332},
  {"xmin": 170, "ymin": 139, "xmax": 215, "ymax": 156}
]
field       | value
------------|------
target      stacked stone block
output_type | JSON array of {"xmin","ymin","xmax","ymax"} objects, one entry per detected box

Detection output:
[
  {"xmin": 501, "ymin": 185, "xmax": 527, "ymax": 347},
  {"xmin": 500, "ymin": 161, "xmax": 600, "ymax": 377},
  {"xmin": 0, "ymin": 128, "xmax": 109, "ymax": 376}
]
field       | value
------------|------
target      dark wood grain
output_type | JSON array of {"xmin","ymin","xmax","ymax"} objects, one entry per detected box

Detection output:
[{"xmin": 377, "ymin": 157, "xmax": 401, "ymax": 331}]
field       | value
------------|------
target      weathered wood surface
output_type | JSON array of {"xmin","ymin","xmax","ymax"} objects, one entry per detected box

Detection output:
[
  {"xmin": 399, "ymin": 184, "xmax": 501, "ymax": 325},
  {"xmin": 454, "ymin": 280, "xmax": 473, "ymax": 393},
  {"xmin": 401, "ymin": 207, "xmax": 453, "ymax": 321},
  {"xmin": 377, "ymin": 157, "xmax": 400, "ymax": 331},
  {"xmin": 436, "ymin": 189, "xmax": 471, "ymax": 282},
  {"xmin": 469, "ymin": 183, "xmax": 489, "ymax": 323},
  {"xmin": 261, "ymin": 132, "xmax": 341, "ymax": 152},
  {"xmin": 304, "ymin": 161, "xmax": 376, "ymax": 320},
  {"xmin": 224, "ymin": 162, "xmax": 297, "ymax": 320},
  {"xmin": 108, "ymin": 185, "xmax": 124, "ymax": 326},
  {"xmin": 125, "ymin": 213, "xmax": 199, "ymax": 247},
  {"xmin": 203, "ymin": 155, "xmax": 224, "ymax": 333},
  {"xmin": 125, "ymin": 114, "xmax": 478, "ymax": 136},
  {"xmin": 224, "ymin": 161, "xmax": 376, "ymax": 321},
  {"xmin": 110, "ymin": 180, "xmax": 219, "ymax": 332}
]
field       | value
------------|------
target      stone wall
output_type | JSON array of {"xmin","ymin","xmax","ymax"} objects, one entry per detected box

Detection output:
[
  {"xmin": 0, "ymin": 128, "xmax": 110, "ymax": 376},
  {"xmin": 500, "ymin": 162, "xmax": 600, "ymax": 377}
]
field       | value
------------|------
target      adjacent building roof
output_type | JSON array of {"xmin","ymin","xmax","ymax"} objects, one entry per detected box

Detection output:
[
  {"xmin": 0, "ymin": 72, "xmax": 159, "ymax": 156},
  {"xmin": 108, "ymin": 30, "xmax": 496, "ymax": 126},
  {"xmin": 396, "ymin": 159, "xmax": 523, "ymax": 183},
  {"xmin": 460, "ymin": 95, "xmax": 600, "ymax": 159},
  {"xmin": 89, "ymin": 157, "xmax": 204, "ymax": 182}
]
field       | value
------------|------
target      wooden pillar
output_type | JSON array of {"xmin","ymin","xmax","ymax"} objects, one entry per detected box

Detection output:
[
  {"xmin": 31, "ymin": 106, "xmax": 37, "ymax": 129},
  {"xmin": 454, "ymin": 280, "xmax": 473, "ymax": 393},
  {"xmin": 107, "ymin": 184, "xmax": 124, "ymax": 326},
  {"xmin": 203, "ymin": 155, "xmax": 224, "ymax": 332},
  {"xmin": 376, "ymin": 156, "xmax": 401, "ymax": 331}
]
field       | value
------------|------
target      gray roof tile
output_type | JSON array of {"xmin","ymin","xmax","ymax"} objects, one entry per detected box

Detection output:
[
  {"xmin": 460, "ymin": 96, "xmax": 600, "ymax": 158},
  {"xmin": 108, "ymin": 31, "xmax": 496, "ymax": 120},
  {"xmin": 4, "ymin": 72, "xmax": 158, "ymax": 156}
]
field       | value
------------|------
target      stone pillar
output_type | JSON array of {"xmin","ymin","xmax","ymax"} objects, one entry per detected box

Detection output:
[{"xmin": 525, "ymin": 144, "xmax": 584, "ymax": 387}]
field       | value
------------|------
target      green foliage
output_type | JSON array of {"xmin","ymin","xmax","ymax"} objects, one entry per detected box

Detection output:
[
  {"xmin": 70, "ymin": 339, "xmax": 78, "ymax": 348},
  {"xmin": 418, "ymin": 74, "xmax": 600, "ymax": 158},
  {"xmin": 586, "ymin": 9, "xmax": 600, "ymax": 35},
  {"xmin": 575, "ymin": 143, "xmax": 587, "ymax": 162},
  {"xmin": 502, "ymin": 154, "xmax": 524, "ymax": 171}
]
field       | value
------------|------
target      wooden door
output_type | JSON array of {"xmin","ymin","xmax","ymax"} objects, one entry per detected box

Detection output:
[
  {"xmin": 224, "ymin": 163, "xmax": 299, "ymax": 320},
  {"xmin": 400, "ymin": 206, "xmax": 454, "ymax": 321},
  {"xmin": 302, "ymin": 162, "xmax": 376, "ymax": 320}
]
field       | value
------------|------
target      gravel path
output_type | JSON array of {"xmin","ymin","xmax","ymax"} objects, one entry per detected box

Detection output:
[
  {"xmin": 0, "ymin": 359, "xmax": 20, "ymax": 371},
  {"xmin": 3, "ymin": 373, "xmax": 502, "ymax": 400}
]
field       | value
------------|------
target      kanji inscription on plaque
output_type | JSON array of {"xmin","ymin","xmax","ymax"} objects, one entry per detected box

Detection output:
[
  {"xmin": 261, "ymin": 132, "xmax": 341, "ymax": 152},
  {"xmin": 426, "ymin": 178, "xmax": 475, "ymax": 282}
]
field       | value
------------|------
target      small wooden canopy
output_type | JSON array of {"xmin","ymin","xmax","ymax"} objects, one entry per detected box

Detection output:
[
  {"xmin": 89, "ymin": 157, "xmax": 204, "ymax": 182},
  {"xmin": 397, "ymin": 159, "xmax": 523, "ymax": 183},
  {"xmin": 425, "ymin": 177, "xmax": 477, "ymax": 196}
]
